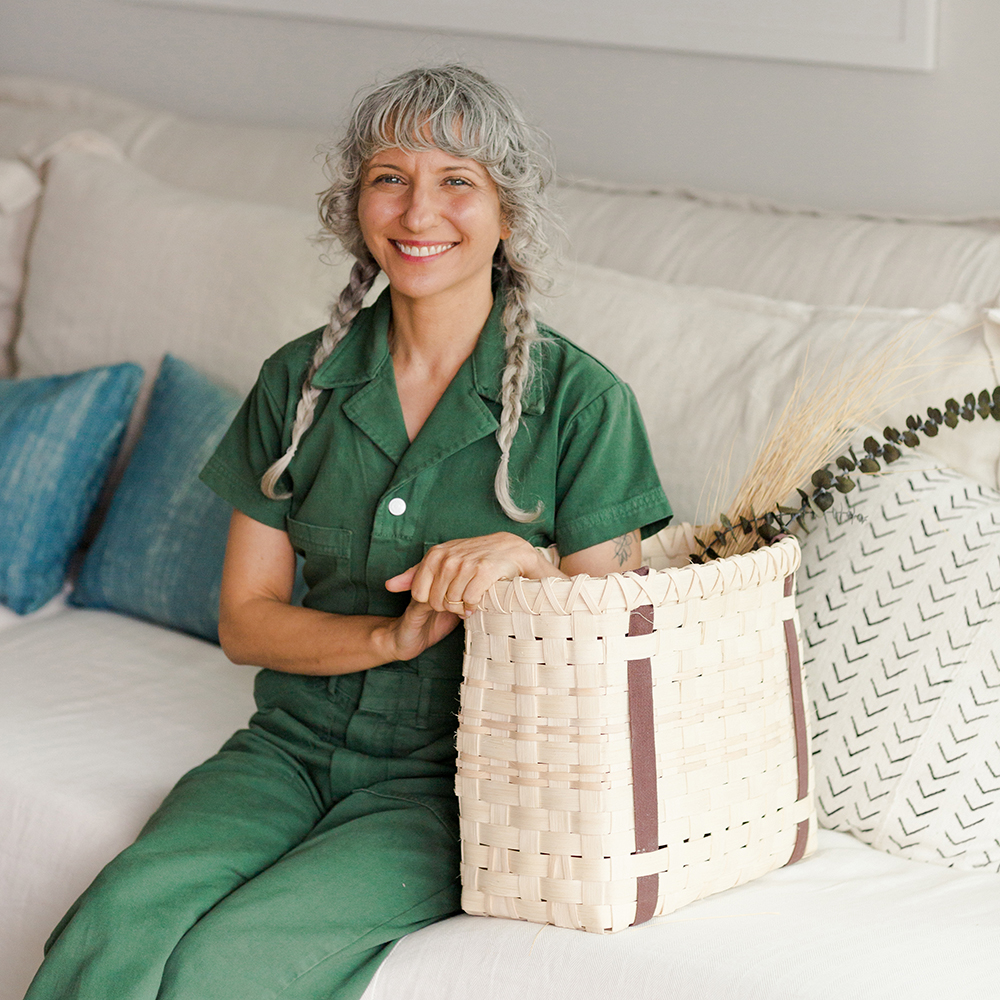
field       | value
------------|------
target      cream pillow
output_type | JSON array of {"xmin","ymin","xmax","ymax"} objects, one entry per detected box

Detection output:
[
  {"xmin": 0, "ymin": 159, "xmax": 42, "ymax": 377},
  {"xmin": 17, "ymin": 149, "xmax": 351, "ymax": 397},
  {"xmin": 554, "ymin": 183, "xmax": 1000, "ymax": 310},
  {"xmin": 541, "ymin": 263, "xmax": 999, "ymax": 522}
]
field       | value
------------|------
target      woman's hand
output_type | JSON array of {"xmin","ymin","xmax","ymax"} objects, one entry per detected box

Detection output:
[
  {"xmin": 385, "ymin": 532, "xmax": 561, "ymax": 616},
  {"xmin": 381, "ymin": 600, "xmax": 463, "ymax": 662}
]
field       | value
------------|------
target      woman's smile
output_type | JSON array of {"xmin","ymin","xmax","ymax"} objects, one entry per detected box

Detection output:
[{"xmin": 389, "ymin": 239, "xmax": 458, "ymax": 260}]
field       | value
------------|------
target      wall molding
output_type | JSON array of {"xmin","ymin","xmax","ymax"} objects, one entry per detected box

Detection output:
[{"xmin": 127, "ymin": 0, "xmax": 938, "ymax": 71}]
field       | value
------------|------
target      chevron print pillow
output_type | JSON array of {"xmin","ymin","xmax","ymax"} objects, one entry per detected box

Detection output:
[{"xmin": 796, "ymin": 450, "xmax": 1000, "ymax": 873}]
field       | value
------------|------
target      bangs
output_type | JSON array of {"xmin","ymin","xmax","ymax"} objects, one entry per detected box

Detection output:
[{"xmin": 351, "ymin": 67, "xmax": 525, "ymax": 172}]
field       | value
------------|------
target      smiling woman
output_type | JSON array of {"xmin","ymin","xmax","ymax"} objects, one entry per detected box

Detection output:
[{"xmin": 23, "ymin": 65, "xmax": 672, "ymax": 1000}]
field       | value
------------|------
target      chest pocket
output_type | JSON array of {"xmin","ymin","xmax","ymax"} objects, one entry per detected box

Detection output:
[{"xmin": 285, "ymin": 518, "xmax": 354, "ymax": 607}]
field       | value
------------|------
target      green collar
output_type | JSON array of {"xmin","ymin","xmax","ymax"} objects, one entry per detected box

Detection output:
[{"xmin": 311, "ymin": 286, "xmax": 544, "ymax": 415}]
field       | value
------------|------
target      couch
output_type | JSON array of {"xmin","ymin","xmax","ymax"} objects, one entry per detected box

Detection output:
[{"xmin": 1, "ymin": 75, "xmax": 999, "ymax": 1000}]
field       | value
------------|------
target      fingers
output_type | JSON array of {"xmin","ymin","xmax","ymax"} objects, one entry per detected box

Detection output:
[
  {"xmin": 385, "ymin": 565, "xmax": 418, "ymax": 593},
  {"xmin": 389, "ymin": 600, "xmax": 461, "ymax": 661},
  {"xmin": 411, "ymin": 534, "xmax": 529, "ymax": 612}
]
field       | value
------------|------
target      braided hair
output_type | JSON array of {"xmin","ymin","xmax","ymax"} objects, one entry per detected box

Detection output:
[{"xmin": 260, "ymin": 65, "xmax": 557, "ymax": 521}]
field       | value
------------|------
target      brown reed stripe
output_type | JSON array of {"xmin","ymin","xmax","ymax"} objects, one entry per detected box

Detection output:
[
  {"xmin": 782, "ymin": 574, "xmax": 809, "ymax": 802},
  {"xmin": 787, "ymin": 819, "xmax": 811, "ymax": 866},
  {"xmin": 783, "ymin": 573, "xmax": 811, "ymax": 869},
  {"xmin": 627, "ymin": 568, "xmax": 658, "ymax": 925}
]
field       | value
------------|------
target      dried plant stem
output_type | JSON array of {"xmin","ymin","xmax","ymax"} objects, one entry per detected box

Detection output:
[{"xmin": 694, "ymin": 316, "xmax": 979, "ymax": 560}]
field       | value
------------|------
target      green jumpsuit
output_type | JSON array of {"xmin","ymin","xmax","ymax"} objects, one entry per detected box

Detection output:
[{"xmin": 25, "ymin": 289, "xmax": 672, "ymax": 1000}]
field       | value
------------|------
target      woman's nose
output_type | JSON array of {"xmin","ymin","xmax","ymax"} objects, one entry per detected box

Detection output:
[{"xmin": 400, "ymin": 183, "xmax": 439, "ymax": 232}]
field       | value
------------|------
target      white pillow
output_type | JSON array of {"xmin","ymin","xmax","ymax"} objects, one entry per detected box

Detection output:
[
  {"xmin": 541, "ymin": 263, "xmax": 999, "ymax": 521},
  {"xmin": 796, "ymin": 449, "xmax": 1000, "ymax": 873},
  {"xmin": 0, "ymin": 159, "xmax": 41, "ymax": 377},
  {"xmin": 554, "ymin": 182, "xmax": 1000, "ymax": 309},
  {"xmin": 17, "ymin": 149, "xmax": 351, "ymax": 397}
]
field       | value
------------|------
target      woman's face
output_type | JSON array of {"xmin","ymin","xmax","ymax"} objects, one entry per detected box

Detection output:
[{"xmin": 357, "ymin": 145, "xmax": 510, "ymax": 309}]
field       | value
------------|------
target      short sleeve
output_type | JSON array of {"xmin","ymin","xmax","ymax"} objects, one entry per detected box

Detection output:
[
  {"xmin": 199, "ymin": 373, "xmax": 292, "ymax": 530},
  {"xmin": 554, "ymin": 381, "xmax": 672, "ymax": 556}
]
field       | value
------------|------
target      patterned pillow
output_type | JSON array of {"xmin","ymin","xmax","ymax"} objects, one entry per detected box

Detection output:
[{"xmin": 796, "ymin": 449, "xmax": 1000, "ymax": 872}]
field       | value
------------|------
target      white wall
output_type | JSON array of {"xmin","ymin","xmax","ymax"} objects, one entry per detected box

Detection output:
[{"xmin": 1, "ymin": 0, "xmax": 998, "ymax": 216}]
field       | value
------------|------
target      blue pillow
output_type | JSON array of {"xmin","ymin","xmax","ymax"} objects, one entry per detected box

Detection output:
[
  {"xmin": 71, "ymin": 355, "xmax": 242, "ymax": 643},
  {"xmin": 0, "ymin": 363, "xmax": 142, "ymax": 615}
]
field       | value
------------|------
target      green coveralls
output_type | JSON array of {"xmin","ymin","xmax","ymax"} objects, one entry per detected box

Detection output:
[{"xmin": 26, "ymin": 289, "xmax": 672, "ymax": 1000}]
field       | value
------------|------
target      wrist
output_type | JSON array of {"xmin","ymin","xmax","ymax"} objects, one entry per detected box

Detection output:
[{"xmin": 369, "ymin": 616, "xmax": 399, "ymax": 665}]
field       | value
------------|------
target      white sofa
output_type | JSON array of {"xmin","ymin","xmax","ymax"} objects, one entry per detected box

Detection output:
[{"xmin": 2, "ymin": 76, "xmax": 999, "ymax": 1000}]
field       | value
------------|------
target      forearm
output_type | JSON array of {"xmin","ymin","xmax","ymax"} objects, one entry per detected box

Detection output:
[{"xmin": 218, "ymin": 596, "xmax": 398, "ymax": 676}]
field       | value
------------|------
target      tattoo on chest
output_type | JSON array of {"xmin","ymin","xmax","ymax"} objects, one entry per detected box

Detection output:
[{"xmin": 613, "ymin": 532, "xmax": 634, "ymax": 567}]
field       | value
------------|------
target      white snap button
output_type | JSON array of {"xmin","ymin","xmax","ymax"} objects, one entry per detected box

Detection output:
[{"xmin": 388, "ymin": 497, "xmax": 407, "ymax": 516}]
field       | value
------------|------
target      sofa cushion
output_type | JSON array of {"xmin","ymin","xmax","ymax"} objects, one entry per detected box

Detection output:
[
  {"xmin": 71, "ymin": 355, "xmax": 241, "ymax": 642},
  {"xmin": 543, "ymin": 264, "xmax": 999, "ymax": 520},
  {"xmin": 0, "ymin": 363, "xmax": 142, "ymax": 614},
  {"xmin": 16, "ymin": 148, "xmax": 348, "ymax": 398},
  {"xmin": 797, "ymin": 448, "xmax": 1000, "ymax": 872},
  {"xmin": 554, "ymin": 181, "xmax": 1000, "ymax": 309}
]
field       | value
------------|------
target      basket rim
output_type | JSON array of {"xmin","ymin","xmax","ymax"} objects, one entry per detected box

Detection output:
[{"xmin": 476, "ymin": 534, "xmax": 801, "ymax": 617}]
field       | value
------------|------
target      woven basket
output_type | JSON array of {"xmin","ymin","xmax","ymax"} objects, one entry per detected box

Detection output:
[{"xmin": 456, "ymin": 527, "xmax": 815, "ymax": 934}]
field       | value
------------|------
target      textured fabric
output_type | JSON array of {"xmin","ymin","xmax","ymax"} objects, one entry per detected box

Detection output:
[
  {"xmin": 542, "ymin": 264, "xmax": 999, "ymax": 520},
  {"xmin": 0, "ymin": 363, "xmax": 142, "ymax": 614},
  {"xmin": 71, "ymin": 355, "xmax": 241, "ymax": 642},
  {"xmin": 797, "ymin": 450, "xmax": 1000, "ymax": 872}
]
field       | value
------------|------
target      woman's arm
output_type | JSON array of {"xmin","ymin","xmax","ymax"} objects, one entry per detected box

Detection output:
[
  {"xmin": 220, "ymin": 512, "xmax": 642, "ymax": 674},
  {"xmin": 385, "ymin": 529, "xmax": 642, "ymax": 614},
  {"xmin": 218, "ymin": 511, "xmax": 461, "ymax": 676}
]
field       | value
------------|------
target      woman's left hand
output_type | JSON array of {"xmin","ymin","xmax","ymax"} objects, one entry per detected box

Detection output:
[{"xmin": 385, "ymin": 532, "xmax": 559, "ymax": 615}]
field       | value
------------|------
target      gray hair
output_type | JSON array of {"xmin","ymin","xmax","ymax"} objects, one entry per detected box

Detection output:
[{"xmin": 261, "ymin": 65, "xmax": 558, "ymax": 522}]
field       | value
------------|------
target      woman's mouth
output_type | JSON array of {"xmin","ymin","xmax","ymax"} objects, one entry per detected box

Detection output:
[{"xmin": 390, "ymin": 240, "xmax": 456, "ymax": 259}]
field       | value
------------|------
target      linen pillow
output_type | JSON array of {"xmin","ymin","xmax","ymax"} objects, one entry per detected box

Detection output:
[
  {"xmin": 0, "ymin": 363, "xmax": 142, "ymax": 614},
  {"xmin": 541, "ymin": 263, "xmax": 999, "ymax": 521},
  {"xmin": 554, "ymin": 181, "xmax": 1000, "ymax": 309},
  {"xmin": 796, "ymin": 448, "xmax": 1000, "ymax": 872},
  {"xmin": 71, "ymin": 355, "xmax": 242, "ymax": 643},
  {"xmin": 16, "ymin": 148, "xmax": 350, "ymax": 397},
  {"xmin": 0, "ymin": 159, "xmax": 42, "ymax": 376}
]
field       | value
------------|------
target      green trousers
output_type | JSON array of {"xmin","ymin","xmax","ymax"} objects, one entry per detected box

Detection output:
[{"xmin": 25, "ymin": 670, "xmax": 462, "ymax": 1000}]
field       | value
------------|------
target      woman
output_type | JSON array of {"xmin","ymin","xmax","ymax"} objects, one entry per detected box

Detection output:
[{"xmin": 26, "ymin": 65, "xmax": 671, "ymax": 1000}]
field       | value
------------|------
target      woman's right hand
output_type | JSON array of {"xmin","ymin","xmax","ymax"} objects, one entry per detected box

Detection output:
[
  {"xmin": 380, "ymin": 600, "xmax": 462, "ymax": 663},
  {"xmin": 219, "ymin": 511, "xmax": 462, "ymax": 675}
]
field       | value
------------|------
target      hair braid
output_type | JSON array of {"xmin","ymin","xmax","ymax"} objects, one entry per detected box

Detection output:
[
  {"xmin": 494, "ymin": 258, "xmax": 546, "ymax": 522},
  {"xmin": 260, "ymin": 256, "xmax": 380, "ymax": 499}
]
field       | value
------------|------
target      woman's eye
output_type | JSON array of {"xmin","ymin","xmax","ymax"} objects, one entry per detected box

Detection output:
[
  {"xmin": 445, "ymin": 176, "xmax": 471, "ymax": 187},
  {"xmin": 373, "ymin": 174, "xmax": 403, "ymax": 185}
]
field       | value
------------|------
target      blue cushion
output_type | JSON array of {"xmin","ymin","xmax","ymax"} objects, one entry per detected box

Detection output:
[
  {"xmin": 71, "ymin": 355, "xmax": 242, "ymax": 642},
  {"xmin": 0, "ymin": 363, "xmax": 142, "ymax": 615}
]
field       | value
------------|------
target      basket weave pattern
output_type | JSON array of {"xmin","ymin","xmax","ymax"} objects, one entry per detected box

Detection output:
[{"xmin": 456, "ymin": 532, "xmax": 815, "ymax": 934}]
